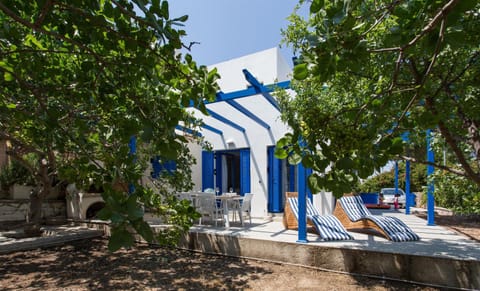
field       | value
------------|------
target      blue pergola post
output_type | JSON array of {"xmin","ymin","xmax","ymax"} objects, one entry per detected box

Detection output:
[
  {"xmin": 401, "ymin": 131, "xmax": 412, "ymax": 214},
  {"xmin": 297, "ymin": 163, "xmax": 308, "ymax": 243},
  {"xmin": 426, "ymin": 129, "xmax": 435, "ymax": 225},
  {"xmin": 405, "ymin": 160, "xmax": 411, "ymax": 214},
  {"xmin": 394, "ymin": 161, "xmax": 399, "ymax": 196}
]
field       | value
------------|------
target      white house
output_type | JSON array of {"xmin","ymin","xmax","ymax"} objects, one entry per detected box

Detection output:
[
  {"xmin": 66, "ymin": 47, "xmax": 336, "ymax": 223},
  {"xmin": 183, "ymin": 47, "xmax": 336, "ymax": 219}
]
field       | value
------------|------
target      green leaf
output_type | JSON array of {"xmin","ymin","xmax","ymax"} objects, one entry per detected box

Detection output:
[
  {"xmin": 127, "ymin": 195, "xmax": 144, "ymax": 219},
  {"xmin": 307, "ymin": 173, "xmax": 322, "ymax": 193},
  {"xmin": 24, "ymin": 34, "xmax": 45, "ymax": 49},
  {"xmin": 161, "ymin": 1, "xmax": 169, "ymax": 19},
  {"xmin": 274, "ymin": 146, "xmax": 288, "ymax": 159},
  {"xmin": 133, "ymin": 220, "xmax": 154, "ymax": 242},
  {"xmin": 302, "ymin": 154, "xmax": 314, "ymax": 168},
  {"xmin": 95, "ymin": 207, "xmax": 112, "ymax": 220},
  {"xmin": 173, "ymin": 15, "xmax": 188, "ymax": 22},
  {"xmin": 288, "ymin": 152, "xmax": 302, "ymax": 165},
  {"xmin": 108, "ymin": 228, "xmax": 135, "ymax": 252},
  {"xmin": 310, "ymin": 0, "xmax": 324, "ymax": 14},
  {"xmin": 337, "ymin": 157, "xmax": 353, "ymax": 170},
  {"xmin": 390, "ymin": 137, "xmax": 404, "ymax": 154},
  {"xmin": 317, "ymin": 158, "xmax": 330, "ymax": 172},
  {"xmin": 4, "ymin": 72, "xmax": 13, "ymax": 81},
  {"xmin": 110, "ymin": 212, "xmax": 125, "ymax": 223},
  {"xmin": 293, "ymin": 63, "xmax": 308, "ymax": 80}
]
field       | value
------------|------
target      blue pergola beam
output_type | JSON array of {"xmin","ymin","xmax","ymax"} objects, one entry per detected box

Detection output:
[
  {"xmin": 225, "ymin": 99, "xmax": 270, "ymax": 130},
  {"xmin": 205, "ymin": 80, "xmax": 291, "ymax": 105},
  {"xmin": 175, "ymin": 125, "xmax": 202, "ymax": 137},
  {"xmin": 201, "ymin": 124, "xmax": 223, "ymax": 136},
  {"xmin": 206, "ymin": 109, "xmax": 246, "ymax": 132},
  {"xmin": 243, "ymin": 69, "xmax": 280, "ymax": 111}
]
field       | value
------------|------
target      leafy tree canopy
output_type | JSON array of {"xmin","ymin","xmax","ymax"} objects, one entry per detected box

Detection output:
[
  {"xmin": 276, "ymin": 0, "xmax": 480, "ymax": 197},
  {"xmin": 0, "ymin": 0, "xmax": 218, "ymax": 250}
]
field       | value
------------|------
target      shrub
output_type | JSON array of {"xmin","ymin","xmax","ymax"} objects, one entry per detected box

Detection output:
[
  {"xmin": 357, "ymin": 162, "xmax": 427, "ymax": 193},
  {"xmin": 0, "ymin": 160, "xmax": 36, "ymax": 195},
  {"xmin": 431, "ymin": 170, "xmax": 480, "ymax": 214}
]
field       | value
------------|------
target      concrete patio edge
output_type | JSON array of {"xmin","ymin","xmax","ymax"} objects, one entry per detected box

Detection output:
[{"xmin": 178, "ymin": 230, "xmax": 479, "ymax": 290}]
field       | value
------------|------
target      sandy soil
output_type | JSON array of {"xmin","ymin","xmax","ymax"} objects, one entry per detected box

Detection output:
[{"xmin": 0, "ymin": 213, "xmax": 478, "ymax": 290}]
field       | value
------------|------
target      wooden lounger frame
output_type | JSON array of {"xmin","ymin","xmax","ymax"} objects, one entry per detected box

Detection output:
[
  {"xmin": 283, "ymin": 192, "xmax": 315, "ymax": 231},
  {"xmin": 333, "ymin": 193, "xmax": 420, "ymax": 241},
  {"xmin": 333, "ymin": 199, "xmax": 392, "ymax": 240}
]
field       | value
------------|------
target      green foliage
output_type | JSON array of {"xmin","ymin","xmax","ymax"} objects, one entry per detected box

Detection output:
[
  {"xmin": 277, "ymin": 0, "xmax": 480, "ymax": 196},
  {"xmin": 356, "ymin": 162, "xmax": 427, "ymax": 193},
  {"xmin": 0, "ymin": 0, "xmax": 218, "ymax": 250},
  {"xmin": 431, "ymin": 170, "xmax": 480, "ymax": 215},
  {"xmin": 0, "ymin": 159, "xmax": 36, "ymax": 192}
]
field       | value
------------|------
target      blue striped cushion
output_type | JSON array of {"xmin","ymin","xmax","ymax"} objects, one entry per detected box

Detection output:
[
  {"xmin": 367, "ymin": 215, "xmax": 420, "ymax": 242},
  {"xmin": 287, "ymin": 197, "xmax": 353, "ymax": 241},
  {"xmin": 338, "ymin": 195, "xmax": 370, "ymax": 221},
  {"xmin": 339, "ymin": 195, "xmax": 420, "ymax": 242},
  {"xmin": 310, "ymin": 215, "xmax": 354, "ymax": 241}
]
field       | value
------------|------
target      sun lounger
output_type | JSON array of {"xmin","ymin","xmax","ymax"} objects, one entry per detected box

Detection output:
[
  {"xmin": 284, "ymin": 192, "xmax": 353, "ymax": 241},
  {"xmin": 334, "ymin": 194, "xmax": 420, "ymax": 242}
]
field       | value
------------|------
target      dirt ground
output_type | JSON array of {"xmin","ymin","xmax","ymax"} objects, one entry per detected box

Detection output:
[{"xmin": 0, "ymin": 213, "xmax": 478, "ymax": 291}]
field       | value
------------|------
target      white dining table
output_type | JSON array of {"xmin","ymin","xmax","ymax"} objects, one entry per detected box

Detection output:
[{"xmin": 215, "ymin": 194, "xmax": 243, "ymax": 228}]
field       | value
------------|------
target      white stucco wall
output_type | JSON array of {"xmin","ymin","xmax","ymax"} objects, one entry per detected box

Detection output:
[{"xmin": 187, "ymin": 47, "xmax": 335, "ymax": 218}]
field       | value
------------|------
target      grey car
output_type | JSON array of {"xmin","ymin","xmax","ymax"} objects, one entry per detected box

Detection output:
[{"xmin": 380, "ymin": 188, "xmax": 406, "ymax": 208}]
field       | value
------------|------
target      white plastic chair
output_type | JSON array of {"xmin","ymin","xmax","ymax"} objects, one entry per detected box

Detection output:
[
  {"xmin": 232, "ymin": 193, "xmax": 253, "ymax": 226},
  {"xmin": 195, "ymin": 193, "xmax": 223, "ymax": 226},
  {"xmin": 175, "ymin": 192, "xmax": 193, "ymax": 204}
]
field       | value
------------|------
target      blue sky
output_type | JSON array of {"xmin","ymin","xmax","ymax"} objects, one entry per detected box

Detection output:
[{"xmin": 168, "ymin": 0, "xmax": 308, "ymax": 67}]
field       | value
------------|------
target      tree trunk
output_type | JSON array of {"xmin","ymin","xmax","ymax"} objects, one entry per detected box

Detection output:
[
  {"xmin": 24, "ymin": 161, "xmax": 52, "ymax": 237},
  {"xmin": 24, "ymin": 188, "xmax": 44, "ymax": 237}
]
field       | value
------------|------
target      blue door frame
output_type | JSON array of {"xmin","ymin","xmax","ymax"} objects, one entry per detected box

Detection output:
[
  {"xmin": 268, "ymin": 146, "xmax": 282, "ymax": 212},
  {"xmin": 267, "ymin": 146, "xmax": 299, "ymax": 213},
  {"xmin": 203, "ymin": 149, "xmax": 250, "ymax": 195}
]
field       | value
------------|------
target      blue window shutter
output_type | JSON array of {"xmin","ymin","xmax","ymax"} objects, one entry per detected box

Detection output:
[
  {"xmin": 240, "ymin": 149, "xmax": 251, "ymax": 195},
  {"xmin": 267, "ymin": 147, "xmax": 274, "ymax": 212},
  {"xmin": 267, "ymin": 146, "xmax": 282, "ymax": 212},
  {"xmin": 215, "ymin": 152, "xmax": 222, "ymax": 193},
  {"xmin": 202, "ymin": 151, "xmax": 214, "ymax": 190},
  {"xmin": 164, "ymin": 160, "xmax": 177, "ymax": 174},
  {"xmin": 151, "ymin": 156, "xmax": 176, "ymax": 178},
  {"xmin": 151, "ymin": 157, "xmax": 161, "ymax": 179}
]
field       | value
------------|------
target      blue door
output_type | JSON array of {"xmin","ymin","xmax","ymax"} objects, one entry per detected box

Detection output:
[
  {"xmin": 267, "ymin": 146, "xmax": 282, "ymax": 212},
  {"xmin": 202, "ymin": 151, "xmax": 215, "ymax": 191},
  {"xmin": 213, "ymin": 149, "xmax": 250, "ymax": 195},
  {"xmin": 267, "ymin": 146, "xmax": 299, "ymax": 213},
  {"xmin": 239, "ymin": 149, "xmax": 251, "ymax": 195}
]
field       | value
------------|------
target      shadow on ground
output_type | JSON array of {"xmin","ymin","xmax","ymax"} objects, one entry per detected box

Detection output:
[{"xmin": 0, "ymin": 237, "xmax": 269, "ymax": 290}]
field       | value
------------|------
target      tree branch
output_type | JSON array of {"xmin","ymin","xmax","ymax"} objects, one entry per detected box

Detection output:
[
  {"xmin": 34, "ymin": 0, "xmax": 53, "ymax": 29},
  {"xmin": 399, "ymin": 155, "xmax": 467, "ymax": 177},
  {"xmin": 369, "ymin": 0, "xmax": 460, "ymax": 53},
  {"xmin": 406, "ymin": 0, "xmax": 460, "ymax": 48},
  {"xmin": 425, "ymin": 95, "xmax": 480, "ymax": 187}
]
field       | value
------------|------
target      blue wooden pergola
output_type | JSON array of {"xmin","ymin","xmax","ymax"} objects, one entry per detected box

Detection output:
[
  {"xmin": 142, "ymin": 67, "xmax": 437, "ymax": 243},
  {"xmin": 179, "ymin": 69, "xmax": 311, "ymax": 242}
]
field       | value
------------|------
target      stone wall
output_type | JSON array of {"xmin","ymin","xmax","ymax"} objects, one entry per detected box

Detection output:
[{"xmin": 0, "ymin": 200, "xmax": 66, "ymax": 222}]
